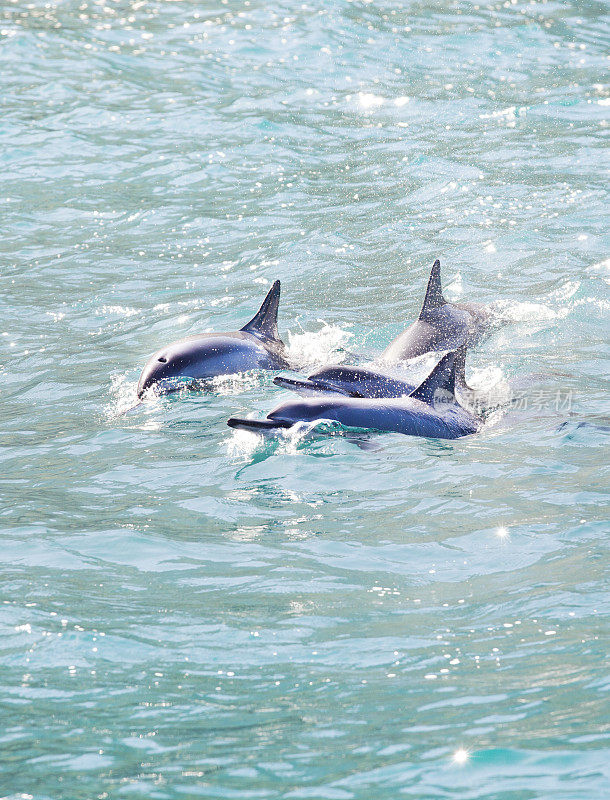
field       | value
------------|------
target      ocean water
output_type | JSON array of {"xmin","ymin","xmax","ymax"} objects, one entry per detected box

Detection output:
[{"xmin": 1, "ymin": 0, "xmax": 609, "ymax": 798}]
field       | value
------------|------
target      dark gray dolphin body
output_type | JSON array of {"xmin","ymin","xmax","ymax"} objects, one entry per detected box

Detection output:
[
  {"xmin": 381, "ymin": 259, "xmax": 491, "ymax": 363},
  {"xmin": 273, "ymin": 344, "xmax": 478, "ymax": 406},
  {"xmin": 273, "ymin": 365, "xmax": 416, "ymax": 399},
  {"xmin": 228, "ymin": 348, "xmax": 481, "ymax": 440},
  {"xmin": 137, "ymin": 281, "xmax": 290, "ymax": 398}
]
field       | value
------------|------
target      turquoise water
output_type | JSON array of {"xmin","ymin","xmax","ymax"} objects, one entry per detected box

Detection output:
[{"xmin": 1, "ymin": 0, "xmax": 609, "ymax": 797}]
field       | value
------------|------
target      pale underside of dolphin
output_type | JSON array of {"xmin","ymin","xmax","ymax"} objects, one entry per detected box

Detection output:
[
  {"xmin": 228, "ymin": 348, "xmax": 481, "ymax": 440},
  {"xmin": 381, "ymin": 259, "xmax": 491, "ymax": 363},
  {"xmin": 137, "ymin": 281, "xmax": 290, "ymax": 398}
]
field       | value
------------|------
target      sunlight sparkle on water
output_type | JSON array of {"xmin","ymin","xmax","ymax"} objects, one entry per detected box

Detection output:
[
  {"xmin": 496, "ymin": 526, "xmax": 510, "ymax": 540},
  {"xmin": 453, "ymin": 748, "xmax": 469, "ymax": 765}
]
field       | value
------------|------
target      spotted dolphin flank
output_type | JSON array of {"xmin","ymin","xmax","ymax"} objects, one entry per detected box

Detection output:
[
  {"xmin": 137, "ymin": 281, "xmax": 290, "ymax": 398},
  {"xmin": 381, "ymin": 259, "xmax": 492, "ymax": 363},
  {"xmin": 227, "ymin": 347, "xmax": 481, "ymax": 440}
]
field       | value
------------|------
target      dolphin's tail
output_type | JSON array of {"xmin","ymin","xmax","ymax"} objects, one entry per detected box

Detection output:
[{"xmin": 227, "ymin": 417, "xmax": 292, "ymax": 432}]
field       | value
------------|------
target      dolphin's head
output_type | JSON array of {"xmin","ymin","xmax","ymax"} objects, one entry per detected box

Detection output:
[
  {"xmin": 137, "ymin": 344, "xmax": 197, "ymax": 398},
  {"xmin": 266, "ymin": 398, "xmax": 339, "ymax": 426},
  {"xmin": 306, "ymin": 366, "xmax": 373, "ymax": 397},
  {"xmin": 137, "ymin": 336, "xmax": 246, "ymax": 398},
  {"xmin": 227, "ymin": 397, "xmax": 340, "ymax": 432}
]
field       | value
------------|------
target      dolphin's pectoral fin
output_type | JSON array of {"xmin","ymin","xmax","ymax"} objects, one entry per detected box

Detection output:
[
  {"xmin": 240, "ymin": 280, "xmax": 283, "ymax": 343},
  {"xmin": 418, "ymin": 259, "xmax": 447, "ymax": 319},
  {"xmin": 409, "ymin": 346, "xmax": 466, "ymax": 405}
]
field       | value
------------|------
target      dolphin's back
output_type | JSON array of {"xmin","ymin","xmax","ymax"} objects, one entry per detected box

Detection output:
[
  {"xmin": 174, "ymin": 334, "xmax": 286, "ymax": 375},
  {"xmin": 382, "ymin": 259, "xmax": 492, "ymax": 363},
  {"xmin": 266, "ymin": 396, "xmax": 478, "ymax": 440},
  {"xmin": 310, "ymin": 365, "xmax": 415, "ymax": 398},
  {"xmin": 381, "ymin": 306, "xmax": 472, "ymax": 362}
]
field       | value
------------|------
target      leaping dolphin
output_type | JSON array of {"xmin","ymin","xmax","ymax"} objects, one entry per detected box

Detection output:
[
  {"xmin": 228, "ymin": 347, "xmax": 481, "ymax": 440},
  {"xmin": 381, "ymin": 259, "xmax": 491, "ymax": 363},
  {"xmin": 137, "ymin": 281, "xmax": 290, "ymax": 398}
]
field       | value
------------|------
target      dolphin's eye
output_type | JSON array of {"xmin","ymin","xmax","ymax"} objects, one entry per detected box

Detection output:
[{"xmin": 158, "ymin": 357, "xmax": 167, "ymax": 363}]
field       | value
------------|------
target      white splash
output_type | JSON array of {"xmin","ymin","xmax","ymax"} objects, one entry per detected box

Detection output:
[
  {"xmin": 208, "ymin": 371, "xmax": 261, "ymax": 395},
  {"xmin": 106, "ymin": 373, "xmax": 141, "ymax": 418},
  {"xmin": 587, "ymin": 258, "xmax": 610, "ymax": 284},
  {"xmin": 226, "ymin": 427, "xmax": 265, "ymax": 460},
  {"xmin": 286, "ymin": 323, "xmax": 353, "ymax": 371},
  {"xmin": 493, "ymin": 299, "xmax": 568, "ymax": 323},
  {"xmin": 550, "ymin": 280, "xmax": 580, "ymax": 303},
  {"xmin": 444, "ymin": 271, "xmax": 463, "ymax": 300},
  {"xmin": 468, "ymin": 365, "xmax": 505, "ymax": 391}
]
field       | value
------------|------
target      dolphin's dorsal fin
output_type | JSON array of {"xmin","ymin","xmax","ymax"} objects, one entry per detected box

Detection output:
[
  {"xmin": 240, "ymin": 280, "xmax": 282, "ymax": 341},
  {"xmin": 454, "ymin": 345, "xmax": 472, "ymax": 392},
  {"xmin": 418, "ymin": 259, "xmax": 447, "ymax": 319},
  {"xmin": 409, "ymin": 347, "xmax": 464, "ymax": 405}
]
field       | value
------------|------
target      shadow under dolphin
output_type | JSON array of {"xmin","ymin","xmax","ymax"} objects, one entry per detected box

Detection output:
[
  {"xmin": 137, "ymin": 281, "xmax": 290, "ymax": 398},
  {"xmin": 228, "ymin": 347, "xmax": 481, "ymax": 440}
]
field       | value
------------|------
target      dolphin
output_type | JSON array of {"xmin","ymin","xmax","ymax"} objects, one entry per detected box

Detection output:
[
  {"xmin": 271, "ymin": 259, "xmax": 490, "ymax": 401},
  {"xmin": 273, "ymin": 364, "xmax": 416, "ymax": 399},
  {"xmin": 227, "ymin": 348, "xmax": 481, "ymax": 440},
  {"xmin": 272, "ymin": 343, "xmax": 478, "ymax": 404},
  {"xmin": 381, "ymin": 259, "xmax": 491, "ymax": 363},
  {"xmin": 137, "ymin": 281, "xmax": 290, "ymax": 398}
]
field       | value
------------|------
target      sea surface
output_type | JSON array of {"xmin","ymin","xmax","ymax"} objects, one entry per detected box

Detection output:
[{"xmin": 1, "ymin": 1, "xmax": 609, "ymax": 798}]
